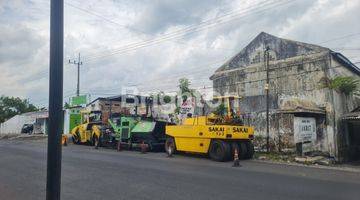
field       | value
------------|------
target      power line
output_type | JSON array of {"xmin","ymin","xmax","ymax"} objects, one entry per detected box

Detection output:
[
  {"xmin": 318, "ymin": 33, "xmax": 360, "ymax": 44},
  {"xmin": 65, "ymin": 2, "xmax": 148, "ymax": 36},
  {"xmin": 332, "ymin": 47, "xmax": 360, "ymax": 51},
  {"xmin": 72, "ymin": 0, "xmax": 275, "ymax": 58},
  {"xmin": 79, "ymin": 57, "xmax": 228, "ymax": 93},
  {"xmin": 21, "ymin": 0, "xmax": 276, "ymax": 82},
  {"xmin": 83, "ymin": 0, "xmax": 295, "ymax": 62},
  {"xmin": 85, "ymin": 1, "xmax": 293, "ymax": 62}
]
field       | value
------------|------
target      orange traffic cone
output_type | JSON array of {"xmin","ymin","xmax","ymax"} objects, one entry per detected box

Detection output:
[
  {"xmin": 233, "ymin": 148, "xmax": 241, "ymax": 167},
  {"xmin": 62, "ymin": 135, "xmax": 68, "ymax": 146}
]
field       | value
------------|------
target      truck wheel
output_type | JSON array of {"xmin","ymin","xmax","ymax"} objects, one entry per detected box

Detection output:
[
  {"xmin": 165, "ymin": 137, "xmax": 176, "ymax": 156},
  {"xmin": 245, "ymin": 141, "xmax": 254, "ymax": 159},
  {"xmin": 209, "ymin": 140, "xmax": 231, "ymax": 162},
  {"xmin": 73, "ymin": 132, "xmax": 81, "ymax": 144},
  {"xmin": 93, "ymin": 136, "xmax": 100, "ymax": 149},
  {"xmin": 238, "ymin": 142, "xmax": 248, "ymax": 159}
]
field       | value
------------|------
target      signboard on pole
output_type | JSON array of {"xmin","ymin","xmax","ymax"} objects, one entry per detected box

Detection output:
[
  {"xmin": 71, "ymin": 95, "xmax": 87, "ymax": 106},
  {"xmin": 179, "ymin": 97, "xmax": 195, "ymax": 120},
  {"xmin": 294, "ymin": 117, "xmax": 316, "ymax": 143}
]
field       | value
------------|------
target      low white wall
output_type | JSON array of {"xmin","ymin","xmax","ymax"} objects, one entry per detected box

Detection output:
[
  {"xmin": 0, "ymin": 115, "xmax": 35, "ymax": 134},
  {"xmin": 0, "ymin": 111, "xmax": 49, "ymax": 134}
]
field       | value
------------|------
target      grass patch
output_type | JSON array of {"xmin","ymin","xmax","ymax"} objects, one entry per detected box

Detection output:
[{"xmin": 254, "ymin": 151, "xmax": 296, "ymax": 163}]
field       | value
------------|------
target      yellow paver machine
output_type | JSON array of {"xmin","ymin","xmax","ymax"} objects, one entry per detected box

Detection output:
[{"xmin": 165, "ymin": 96, "xmax": 254, "ymax": 161}]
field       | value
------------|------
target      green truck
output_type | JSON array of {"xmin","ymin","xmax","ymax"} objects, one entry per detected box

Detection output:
[{"xmin": 101, "ymin": 115, "xmax": 169, "ymax": 151}]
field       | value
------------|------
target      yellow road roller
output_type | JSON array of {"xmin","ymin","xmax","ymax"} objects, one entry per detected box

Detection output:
[
  {"xmin": 165, "ymin": 96, "xmax": 255, "ymax": 161},
  {"xmin": 70, "ymin": 110, "xmax": 103, "ymax": 148}
]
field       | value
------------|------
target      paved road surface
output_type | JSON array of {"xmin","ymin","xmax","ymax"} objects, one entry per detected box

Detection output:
[{"xmin": 0, "ymin": 140, "xmax": 360, "ymax": 200}]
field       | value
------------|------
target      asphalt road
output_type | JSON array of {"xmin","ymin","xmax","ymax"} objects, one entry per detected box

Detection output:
[{"xmin": 1, "ymin": 140, "xmax": 360, "ymax": 200}]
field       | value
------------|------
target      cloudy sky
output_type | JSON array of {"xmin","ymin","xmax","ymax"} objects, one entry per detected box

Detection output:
[{"xmin": 1, "ymin": 0, "xmax": 360, "ymax": 107}]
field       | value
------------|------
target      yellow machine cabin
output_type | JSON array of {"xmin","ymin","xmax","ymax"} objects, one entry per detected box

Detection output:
[{"xmin": 165, "ymin": 96, "xmax": 255, "ymax": 161}]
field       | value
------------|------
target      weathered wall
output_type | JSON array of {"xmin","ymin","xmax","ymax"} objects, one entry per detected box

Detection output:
[
  {"xmin": 212, "ymin": 51, "xmax": 337, "ymax": 152},
  {"xmin": 211, "ymin": 32, "xmax": 360, "ymax": 159},
  {"xmin": 328, "ymin": 57, "xmax": 360, "ymax": 160},
  {"xmin": 212, "ymin": 50, "xmax": 360, "ymax": 157}
]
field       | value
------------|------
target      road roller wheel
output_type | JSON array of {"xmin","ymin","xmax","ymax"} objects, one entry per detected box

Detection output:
[
  {"xmin": 165, "ymin": 137, "xmax": 176, "ymax": 156},
  {"xmin": 209, "ymin": 140, "xmax": 231, "ymax": 162}
]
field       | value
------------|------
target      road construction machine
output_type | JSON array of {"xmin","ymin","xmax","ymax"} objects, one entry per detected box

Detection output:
[
  {"xmin": 101, "ymin": 115, "xmax": 169, "ymax": 151},
  {"xmin": 70, "ymin": 110, "xmax": 104, "ymax": 148},
  {"xmin": 165, "ymin": 96, "xmax": 255, "ymax": 161},
  {"xmin": 100, "ymin": 96, "xmax": 172, "ymax": 151}
]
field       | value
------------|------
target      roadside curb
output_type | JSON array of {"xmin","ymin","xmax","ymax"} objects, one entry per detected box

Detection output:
[
  {"xmin": 0, "ymin": 134, "xmax": 48, "ymax": 141},
  {"xmin": 252, "ymin": 159, "xmax": 360, "ymax": 173}
]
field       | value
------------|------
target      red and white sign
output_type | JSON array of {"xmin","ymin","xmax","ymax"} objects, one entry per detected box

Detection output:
[{"xmin": 179, "ymin": 97, "xmax": 195, "ymax": 120}]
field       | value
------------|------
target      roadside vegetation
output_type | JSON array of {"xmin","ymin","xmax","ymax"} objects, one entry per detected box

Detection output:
[
  {"xmin": 0, "ymin": 96, "xmax": 38, "ymax": 123},
  {"xmin": 320, "ymin": 76, "xmax": 360, "ymax": 95}
]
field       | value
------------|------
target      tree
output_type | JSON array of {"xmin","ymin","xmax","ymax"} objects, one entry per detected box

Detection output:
[
  {"xmin": 329, "ymin": 76, "xmax": 359, "ymax": 96},
  {"xmin": 151, "ymin": 91, "xmax": 172, "ymax": 105},
  {"xmin": 179, "ymin": 78, "xmax": 191, "ymax": 94},
  {"xmin": 0, "ymin": 96, "xmax": 38, "ymax": 123},
  {"xmin": 178, "ymin": 78, "xmax": 195, "ymax": 102},
  {"xmin": 163, "ymin": 95, "xmax": 172, "ymax": 104},
  {"xmin": 320, "ymin": 76, "xmax": 359, "ymax": 96}
]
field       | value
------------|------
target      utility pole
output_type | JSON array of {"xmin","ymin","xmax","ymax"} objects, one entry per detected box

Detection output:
[
  {"xmin": 69, "ymin": 53, "xmax": 82, "ymax": 96},
  {"xmin": 47, "ymin": 0, "xmax": 63, "ymax": 200},
  {"xmin": 265, "ymin": 46, "xmax": 270, "ymax": 153}
]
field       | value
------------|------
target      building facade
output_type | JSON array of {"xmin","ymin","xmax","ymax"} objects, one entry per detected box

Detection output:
[{"xmin": 210, "ymin": 32, "xmax": 360, "ymax": 160}]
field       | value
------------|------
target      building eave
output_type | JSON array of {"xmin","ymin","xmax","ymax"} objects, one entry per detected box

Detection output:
[
  {"xmin": 86, "ymin": 97, "xmax": 107, "ymax": 106},
  {"xmin": 341, "ymin": 111, "xmax": 360, "ymax": 121},
  {"xmin": 278, "ymin": 108, "xmax": 326, "ymax": 115},
  {"xmin": 331, "ymin": 51, "xmax": 360, "ymax": 76}
]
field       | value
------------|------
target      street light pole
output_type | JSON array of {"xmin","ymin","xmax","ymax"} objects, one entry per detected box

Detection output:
[
  {"xmin": 265, "ymin": 46, "xmax": 270, "ymax": 153},
  {"xmin": 46, "ymin": 0, "xmax": 63, "ymax": 200}
]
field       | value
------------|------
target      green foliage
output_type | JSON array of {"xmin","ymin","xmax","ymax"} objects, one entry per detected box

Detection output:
[
  {"xmin": 324, "ymin": 76, "xmax": 360, "ymax": 95},
  {"xmin": 214, "ymin": 103, "xmax": 226, "ymax": 116},
  {"xmin": 0, "ymin": 96, "xmax": 38, "ymax": 123},
  {"xmin": 163, "ymin": 95, "xmax": 171, "ymax": 104},
  {"xmin": 179, "ymin": 78, "xmax": 191, "ymax": 94},
  {"xmin": 151, "ymin": 91, "xmax": 173, "ymax": 105},
  {"xmin": 178, "ymin": 78, "xmax": 196, "ymax": 102}
]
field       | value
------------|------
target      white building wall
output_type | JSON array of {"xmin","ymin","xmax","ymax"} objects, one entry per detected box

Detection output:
[
  {"xmin": 0, "ymin": 111, "xmax": 48, "ymax": 134},
  {"xmin": 0, "ymin": 115, "xmax": 35, "ymax": 134}
]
